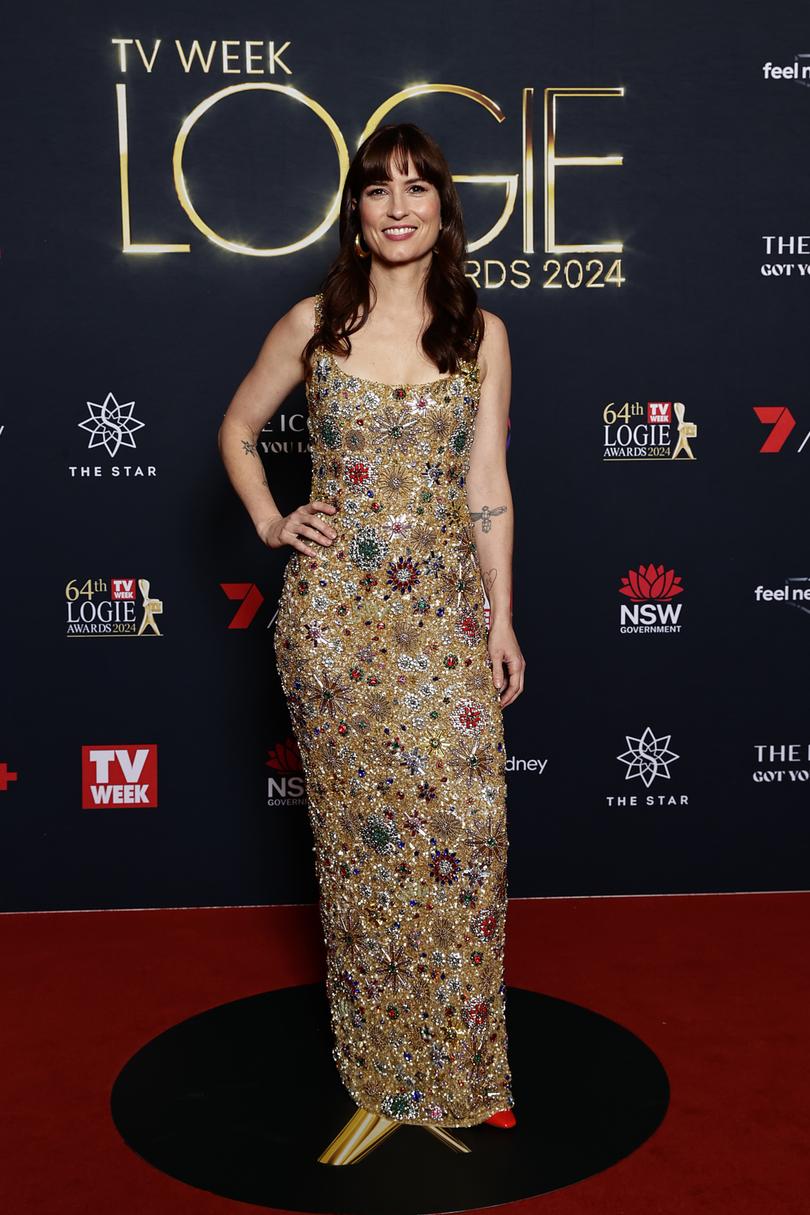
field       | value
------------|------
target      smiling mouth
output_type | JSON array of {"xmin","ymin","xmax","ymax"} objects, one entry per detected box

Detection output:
[{"xmin": 382, "ymin": 226, "xmax": 417, "ymax": 235}]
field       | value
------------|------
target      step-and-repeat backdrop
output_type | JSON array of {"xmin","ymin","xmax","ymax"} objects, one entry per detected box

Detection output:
[{"xmin": 3, "ymin": 0, "xmax": 809, "ymax": 911}]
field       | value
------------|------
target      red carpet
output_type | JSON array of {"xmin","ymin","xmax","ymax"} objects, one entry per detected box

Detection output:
[{"xmin": 3, "ymin": 893, "xmax": 808, "ymax": 1213}]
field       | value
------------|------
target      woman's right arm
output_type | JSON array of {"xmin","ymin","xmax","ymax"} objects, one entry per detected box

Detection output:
[{"xmin": 217, "ymin": 295, "xmax": 337, "ymax": 556}]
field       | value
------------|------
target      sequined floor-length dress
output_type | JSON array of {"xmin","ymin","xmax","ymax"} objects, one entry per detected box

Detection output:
[{"xmin": 273, "ymin": 294, "xmax": 514, "ymax": 1128}]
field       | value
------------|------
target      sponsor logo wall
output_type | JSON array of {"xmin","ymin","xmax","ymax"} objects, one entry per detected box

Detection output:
[{"xmin": 3, "ymin": 0, "xmax": 809, "ymax": 909}]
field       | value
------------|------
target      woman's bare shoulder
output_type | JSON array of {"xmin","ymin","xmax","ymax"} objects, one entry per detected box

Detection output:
[
  {"xmin": 476, "ymin": 307, "xmax": 511, "ymax": 384},
  {"xmin": 250, "ymin": 294, "xmax": 321, "ymax": 384},
  {"xmin": 258, "ymin": 294, "xmax": 319, "ymax": 353},
  {"xmin": 478, "ymin": 306, "xmax": 509, "ymax": 340},
  {"xmin": 270, "ymin": 294, "xmax": 320, "ymax": 341}
]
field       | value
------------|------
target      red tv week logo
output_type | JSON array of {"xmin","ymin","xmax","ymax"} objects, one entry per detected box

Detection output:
[
  {"xmin": 82, "ymin": 745, "xmax": 158, "ymax": 808},
  {"xmin": 648, "ymin": 402, "xmax": 672, "ymax": 423}
]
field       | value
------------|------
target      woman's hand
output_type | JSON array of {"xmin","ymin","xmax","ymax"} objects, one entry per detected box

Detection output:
[
  {"xmin": 257, "ymin": 500, "xmax": 338, "ymax": 557},
  {"xmin": 487, "ymin": 621, "xmax": 525, "ymax": 707}
]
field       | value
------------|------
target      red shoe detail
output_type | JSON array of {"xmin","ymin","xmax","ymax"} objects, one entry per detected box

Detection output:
[{"xmin": 484, "ymin": 1108, "xmax": 516, "ymax": 1128}]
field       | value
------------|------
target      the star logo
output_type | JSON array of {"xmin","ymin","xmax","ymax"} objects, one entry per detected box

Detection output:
[
  {"xmin": 617, "ymin": 726, "xmax": 679, "ymax": 787},
  {"xmin": 78, "ymin": 392, "xmax": 145, "ymax": 457}
]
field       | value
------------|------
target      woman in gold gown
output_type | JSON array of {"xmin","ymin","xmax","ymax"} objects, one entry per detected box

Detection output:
[{"xmin": 219, "ymin": 122, "xmax": 525, "ymax": 1156}]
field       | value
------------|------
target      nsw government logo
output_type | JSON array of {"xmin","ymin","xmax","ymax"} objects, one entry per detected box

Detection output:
[
  {"xmin": 66, "ymin": 577, "xmax": 164, "ymax": 636},
  {"xmin": 266, "ymin": 738, "xmax": 306, "ymax": 806},
  {"xmin": 606, "ymin": 725, "xmax": 688, "ymax": 806},
  {"xmin": 82, "ymin": 745, "xmax": 158, "ymax": 808},
  {"xmin": 619, "ymin": 563, "xmax": 684, "ymax": 633},
  {"xmin": 69, "ymin": 391, "xmax": 156, "ymax": 478},
  {"xmin": 602, "ymin": 400, "xmax": 697, "ymax": 460}
]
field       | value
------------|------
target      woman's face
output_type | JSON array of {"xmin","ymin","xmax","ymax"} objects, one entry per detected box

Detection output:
[{"xmin": 353, "ymin": 154, "xmax": 442, "ymax": 265}]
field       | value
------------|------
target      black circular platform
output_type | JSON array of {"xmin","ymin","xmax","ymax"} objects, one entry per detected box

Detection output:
[{"xmin": 110, "ymin": 984, "xmax": 669, "ymax": 1213}]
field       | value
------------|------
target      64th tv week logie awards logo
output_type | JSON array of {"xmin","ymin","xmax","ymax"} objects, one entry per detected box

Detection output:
[
  {"xmin": 602, "ymin": 400, "xmax": 698, "ymax": 460},
  {"xmin": 65, "ymin": 578, "xmax": 164, "ymax": 636}
]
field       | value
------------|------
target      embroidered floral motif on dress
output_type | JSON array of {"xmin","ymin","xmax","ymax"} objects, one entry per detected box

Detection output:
[{"xmin": 273, "ymin": 293, "xmax": 514, "ymax": 1127}]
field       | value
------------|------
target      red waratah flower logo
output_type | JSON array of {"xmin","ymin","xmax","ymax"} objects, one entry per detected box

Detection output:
[
  {"xmin": 265, "ymin": 737, "xmax": 303, "ymax": 774},
  {"xmin": 619, "ymin": 564, "xmax": 684, "ymax": 602}
]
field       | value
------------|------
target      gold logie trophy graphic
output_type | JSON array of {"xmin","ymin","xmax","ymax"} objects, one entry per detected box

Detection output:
[
  {"xmin": 137, "ymin": 578, "xmax": 163, "ymax": 636},
  {"xmin": 671, "ymin": 402, "xmax": 697, "ymax": 459}
]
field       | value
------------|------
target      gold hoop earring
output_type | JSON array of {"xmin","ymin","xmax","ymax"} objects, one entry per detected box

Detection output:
[{"xmin": 354, "ymin": 232, "xmax": 370, "ymax": 259}]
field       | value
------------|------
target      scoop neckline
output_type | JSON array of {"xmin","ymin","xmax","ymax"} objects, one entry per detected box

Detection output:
[{"xmin": 318, "ymin": 345, "xmax": 462, "ymax": 391}]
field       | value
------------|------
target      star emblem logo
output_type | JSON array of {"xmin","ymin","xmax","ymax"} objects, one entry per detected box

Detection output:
[
  {"xmin": 78, "ymin": 392, "xmax": 145, "ymax": 458},
  {"xmin": 617, "ymin": 726, "xmax": 679, "ymax": 787}
]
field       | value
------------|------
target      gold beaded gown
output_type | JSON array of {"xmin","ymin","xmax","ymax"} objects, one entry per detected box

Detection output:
[{"xmin": 273, "ymin": 293, "xmax": 514, "ymax": 1127}]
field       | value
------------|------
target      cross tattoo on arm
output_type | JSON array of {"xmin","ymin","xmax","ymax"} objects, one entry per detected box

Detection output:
[
  {"xmin": 241, "ymin": 439, "xmax": 257, "ymax": 457},
  {"xmin": 469, "ymin": 504, "xmax": 507, "ymax": 533}
]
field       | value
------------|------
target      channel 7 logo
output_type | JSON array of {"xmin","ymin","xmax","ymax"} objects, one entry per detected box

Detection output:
[{"xmin": 754, "ymin": 406, "xmax": 810, "ymax": 454}]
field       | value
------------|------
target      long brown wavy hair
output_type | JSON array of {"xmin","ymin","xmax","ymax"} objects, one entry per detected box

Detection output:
[{"xmin": 301, "ymin": 122, "xmax": 484, "ymax": 380}]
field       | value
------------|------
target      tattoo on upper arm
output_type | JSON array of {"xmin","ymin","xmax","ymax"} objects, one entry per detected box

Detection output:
[
  {"xmin": 469, "ymin": 504, "xmax": 507, "ymax": 532},
  {"xmin": 241, "ymin": 439, "xmax": 257, "ymax": 457}
]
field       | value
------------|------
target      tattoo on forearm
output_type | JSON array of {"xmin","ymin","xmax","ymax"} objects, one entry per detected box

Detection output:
[
  {"xmin": 470, "ymin": 504, "xmax": 507, "ymax": 533},
  {"xmin": 240, "ymin": 435, "xmax": 270, "ymax": 490},
  {"xmin": 482, "ymin": 567, "xmax": 498, "ymax": 594}
]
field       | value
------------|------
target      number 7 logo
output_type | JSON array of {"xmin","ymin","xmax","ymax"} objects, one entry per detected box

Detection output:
[
  {"xmin": 220, "ymin": 582, "xmax": 265, "ymax": 628},
  {"xmin": 753, "ymin": 406, "xmax": 799, "ymax": 453}
]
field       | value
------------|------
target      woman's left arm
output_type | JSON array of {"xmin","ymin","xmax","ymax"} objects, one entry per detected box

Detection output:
[{"xmin": 465, "ymin": 310, "xmax": 526, "ymax": 708}]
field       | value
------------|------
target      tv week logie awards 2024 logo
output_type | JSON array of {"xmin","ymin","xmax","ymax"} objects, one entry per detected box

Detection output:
[
  {"xmin": 602, "ymin": 399, "xmax": 698, "ymax": 460},
  {"xmin": 81, "ymin": 745, "xmax": 158, "ymax": 808},
  {"xmin": 65, "ymin": 578, "xmax": 164, "ymax": 636}
]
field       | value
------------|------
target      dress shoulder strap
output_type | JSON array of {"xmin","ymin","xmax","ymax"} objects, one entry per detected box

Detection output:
[
  {"xmin": 313, "ymin": 291, "xmax": 324, "ymax": 332},
  {"xmin": 459, "ymin": 351, "xmax": 481, "ymax": 391}
]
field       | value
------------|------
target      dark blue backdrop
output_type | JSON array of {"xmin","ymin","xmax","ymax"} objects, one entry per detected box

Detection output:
[{"xmin": 3, "ymin": 0, "xmax": 809, "ymax": 910}]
